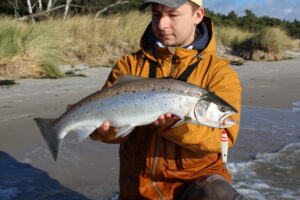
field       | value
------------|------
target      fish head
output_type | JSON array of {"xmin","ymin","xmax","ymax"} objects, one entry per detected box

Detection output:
[{"xmin": 193, "ymin": 92, "xmax": 238, "ymax": 128}]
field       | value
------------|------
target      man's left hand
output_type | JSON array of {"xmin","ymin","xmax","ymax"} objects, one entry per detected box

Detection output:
[{"xmin": 153, "ymin": 114, "xmax": 180, "ymax": 128}]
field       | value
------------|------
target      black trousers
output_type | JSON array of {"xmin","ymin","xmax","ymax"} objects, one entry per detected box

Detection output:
[{"xmin": 176, "ymin": 175, "xmax": 245, "ymax": 200}]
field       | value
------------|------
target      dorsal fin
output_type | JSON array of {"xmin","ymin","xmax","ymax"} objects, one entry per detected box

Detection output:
[{"xmin": 113, "ymin": 75, "xmax": 145, "ymax": 85}]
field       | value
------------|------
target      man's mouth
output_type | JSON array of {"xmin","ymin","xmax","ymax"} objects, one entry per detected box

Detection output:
[{"xmin": 160, "ymin": 33, "xmax": 172, "ymax": 39}]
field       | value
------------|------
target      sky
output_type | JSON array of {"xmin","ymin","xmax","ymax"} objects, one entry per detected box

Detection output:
[{"xmin": 205, "ymin": 0, "xmax": 300, "ymax": 21}]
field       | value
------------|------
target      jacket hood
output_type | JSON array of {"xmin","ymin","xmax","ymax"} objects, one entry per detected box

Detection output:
[{"xmin": 140, "ymin": 16, "xmax": 217, "ymax": 59}]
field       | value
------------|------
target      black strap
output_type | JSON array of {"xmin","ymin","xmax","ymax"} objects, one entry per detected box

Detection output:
[
  {"xmin": 148, "ymin": 60, "xmax": 157, "ymax": 78},
  {"xmin": 177, "ymin": 61, "xmax": 199, "ymax": 82},
  {"xmin": 148, "ymin": 60, "xmax": 199, "ymax": 81}
]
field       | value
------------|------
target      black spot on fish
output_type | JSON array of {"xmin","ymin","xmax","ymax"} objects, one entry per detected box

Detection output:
[
  {"xmin": 116, "ymin": 92, "xmax": 120, "ymax": 95},
  {"xmin": 168, "ymin": 88, "xmax": 171, "ymax": 91},
  {"xmin": 162, "ymin": 87, "xmax": 165, "ymax": 90},
  {"xmin": 132, "ymin": 90, "xmax": 136, "ymax": 93},
  {"xmin": 152, "ymin": 89, "xmax": 155, "ymax": 92},
  {"xmin": 124, "ymin": 90, "xmax": 127, "ymax": 93}
]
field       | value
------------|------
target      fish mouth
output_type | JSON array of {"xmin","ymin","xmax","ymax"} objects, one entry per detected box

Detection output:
[{"xmin": 219, "ymin": 113, "xmax": 238, "ymax": 127}]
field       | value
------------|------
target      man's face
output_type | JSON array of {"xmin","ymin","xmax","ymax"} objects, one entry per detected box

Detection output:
[{"xmin": 151, "ymin": 3, "xmax": 204, "ymax": 47}]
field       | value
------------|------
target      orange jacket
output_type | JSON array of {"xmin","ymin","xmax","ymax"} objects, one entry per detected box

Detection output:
[{"xmin": 90, "ymin": 17, "xmax": 242, "ymax": 200}]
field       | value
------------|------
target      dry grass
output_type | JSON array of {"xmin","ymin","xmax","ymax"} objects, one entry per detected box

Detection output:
[
  {"xmin": 0, "ymin": 12, "xmax": 150, "ymax": 78},
  {"xmin": 0, "ymin": 16, "xmax": 66, "ymax": 78},
  {"xmin": 247, "ymin": 27, "xmax": 296, "ymax": 52},
  {"xmin": 61, "ymin": 12, "xmax": 150, "ymax": 67},
  {"xmin": 215, "ymin": 26, "xmax": 254, "ymax": 48},
  {"xmin": 215, "ymin": 26, "xmax": 298, "ymax": 61},
  {"xmin": 238, "ymin": 27, "xmax": 298, "ymax": 61},
  {"xmin": 0, "ymin": 12, "xmax": 299, "ymax": 78}
]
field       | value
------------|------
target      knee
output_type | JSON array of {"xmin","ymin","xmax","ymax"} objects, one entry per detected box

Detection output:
[{"xmin": 201, "ymin": 176, "xmax": 245, "ymax": 200}]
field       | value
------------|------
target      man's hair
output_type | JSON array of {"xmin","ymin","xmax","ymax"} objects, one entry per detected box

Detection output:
[{"xmin": 188, "ymin": 1, "xmax": 201, "ymax": 12}]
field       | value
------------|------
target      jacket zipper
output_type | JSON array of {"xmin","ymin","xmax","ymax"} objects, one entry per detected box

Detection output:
[
  {"xmin": 150, "ymin": 136, "xmax": 165, "ymax": 200},
  {"xmin": 170, "ymin": 55, "xmax": 176, "ymax": 77},
  {"xmin": 150, "ymin": 52, "xmax": 177, "ymax": 200}
]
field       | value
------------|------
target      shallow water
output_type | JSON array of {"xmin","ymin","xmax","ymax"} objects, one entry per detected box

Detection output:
[
  {"xmin": 229, "ymin": 105, "xmax": 300, "ymax": 200},
  {"xmin": 1, "ymin": 104, "xmax": 300, "ymax": 200},
  {"xmin": 229, "ymin": 143, "xmax": 300, "ymax": 200}
]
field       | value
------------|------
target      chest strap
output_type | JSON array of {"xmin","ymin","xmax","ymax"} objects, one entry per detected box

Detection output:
[{"xmin": 148, "ymin": 60, "xmax": 199, "ymax": 81}]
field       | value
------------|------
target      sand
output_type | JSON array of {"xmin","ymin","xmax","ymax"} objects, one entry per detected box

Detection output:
[
  {"xmin": 0, "ymin": 58, "xmax": 300, "ymax": 199},
  {"xmin": 233, "ymin": 57, "xmax": 300, "ymax": 109}
]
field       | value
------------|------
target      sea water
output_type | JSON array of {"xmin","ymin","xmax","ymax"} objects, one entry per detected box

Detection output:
[
  {"xmin": 228, "ymin": 104, "xmax": 300, "ymax": 200},
  {"xmin": 1, "ymin": 104, "xmax": 299, "ymax": 200}
]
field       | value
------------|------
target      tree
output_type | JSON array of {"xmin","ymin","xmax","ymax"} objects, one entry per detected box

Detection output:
[
  {"xmin": 242, "ymin": 9, "xmax": 257, "ymax": 31},
  {"xmin": 26, "ymin": 0, "xmax": 35, "ymax": 23},
  {"xmin": 63, "ymin": 0, "xmax": 72, "ymax": 21}
]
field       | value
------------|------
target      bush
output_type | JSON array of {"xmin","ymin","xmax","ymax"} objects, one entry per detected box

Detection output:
[{"xmin": 240, "ymin": 27, "xmax": 296, "ymax": 53}]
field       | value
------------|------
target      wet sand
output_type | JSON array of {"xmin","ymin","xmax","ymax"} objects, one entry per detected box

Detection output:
[
  {"xmin": 0, "ymin": 58, "xmax": 300, "ymax": 199},
  {"xmin": 234, "ymin": 58, "xmax": 300, "ymax": 109}
]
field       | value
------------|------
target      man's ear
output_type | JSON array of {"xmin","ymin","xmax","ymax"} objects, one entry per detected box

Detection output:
[{"xmin": 194, "ymin": 7, "xmax": 204, "ymax": 25}]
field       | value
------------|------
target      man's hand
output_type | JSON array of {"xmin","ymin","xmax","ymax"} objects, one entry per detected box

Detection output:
[
  {"xmin": 96, "ymin": 121, "xmax": 120, "ymax": 133},
  {"xmin": 153, "ymin": 113, "xmax": 180, "ymax": 128}
]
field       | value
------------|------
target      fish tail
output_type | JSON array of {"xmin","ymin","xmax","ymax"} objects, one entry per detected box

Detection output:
[{"xmin": 34, "ymin": 118, "xmax": 62, "ymax": 161}]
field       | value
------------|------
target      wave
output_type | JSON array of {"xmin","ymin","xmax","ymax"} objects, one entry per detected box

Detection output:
[{"xmin": 228, "ymin": 143, "xmax": 300, "ymax": 200}]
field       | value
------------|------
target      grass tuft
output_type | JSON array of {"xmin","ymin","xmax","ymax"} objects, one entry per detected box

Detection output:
[
  {"xmin": 216, "ymin": 26, "xmax": 298, "ymax": 61},
  {"xmin": 0, "ymin": 17, "xmax": 65, "ymax": 78},
  {"xmin": 37, "ymin": 61, "xmax": 66, "ymax": 78}
]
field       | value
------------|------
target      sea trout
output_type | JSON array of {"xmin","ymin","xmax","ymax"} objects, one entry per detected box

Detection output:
[{"xmin": 34, "ymin": 75, "xmax": 238, "ymax": 161}]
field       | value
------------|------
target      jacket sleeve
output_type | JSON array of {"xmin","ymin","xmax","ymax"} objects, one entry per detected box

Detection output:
[
  {"xmin": 157, "ymin": 61, "xmax": 242, "ymax": 153},
  {"xmin": 89, "ymin": 56, "xmax": 132, "ymax": 144}
]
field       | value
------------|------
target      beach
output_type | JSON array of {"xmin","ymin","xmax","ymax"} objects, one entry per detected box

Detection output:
[{"xmin": 1, "ymin": 58, "xmax": 300, "ymax": 200}]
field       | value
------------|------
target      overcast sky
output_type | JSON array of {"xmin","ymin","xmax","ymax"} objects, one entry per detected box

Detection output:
[{"xmin": 205, "ymin": 0, "xmax": 300, "ymax": 21}]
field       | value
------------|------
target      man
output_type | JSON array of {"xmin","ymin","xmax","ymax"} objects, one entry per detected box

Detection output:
[{"xmin": 90, "ymin": 0, "xmax": 244, "ymax": 199}]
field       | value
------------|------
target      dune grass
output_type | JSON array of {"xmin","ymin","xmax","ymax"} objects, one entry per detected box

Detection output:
[
  {"xmin": 0, "ymin": 12, "xmax": 298, "ymax": 78},
  {"xmin": 215, "ymin": 26, "xmax": 298, "ymax": 60},
  {"xmin": 0, "ymin": 17, "xmax": 66, "ymax": 78},
  {"xmin": 215, "ymin": 26, "xmax": 254, "ymax": 48},
  {"xmin": 240, "ymin": 27, "xmax": 296, "ymax": 52},
  {"xmin": 61, "ymin": 12, "xmax": 150, "ymax": 67},
  {"xmin": 0, "ymin": 12, "xmax": 150, "ymax": 78}
]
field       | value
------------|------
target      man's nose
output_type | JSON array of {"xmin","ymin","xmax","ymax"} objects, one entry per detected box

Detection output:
[{"xmin": 157, "ymin": 16, "xmax": 170, "ymax": 30}]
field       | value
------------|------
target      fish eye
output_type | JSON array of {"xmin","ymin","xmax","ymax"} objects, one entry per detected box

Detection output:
[{"xmin": 220, "ymin": 106, "xmax": 227, "ymax": 113}]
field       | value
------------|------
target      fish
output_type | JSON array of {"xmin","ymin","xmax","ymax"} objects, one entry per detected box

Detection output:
[{"xmin": 34, "ymin": 75, "xmax": 238, "ymax": 161}]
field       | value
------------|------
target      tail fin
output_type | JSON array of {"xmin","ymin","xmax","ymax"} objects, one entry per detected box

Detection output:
[{"xmin": 34, "ymin": 118, "xmax": 62, "ymax": 161}]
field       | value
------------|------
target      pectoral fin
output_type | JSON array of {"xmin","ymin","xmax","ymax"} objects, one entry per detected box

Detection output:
[{"xmin": 171, "ymin": 117, "xmax": 191, "ymax": 128}]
